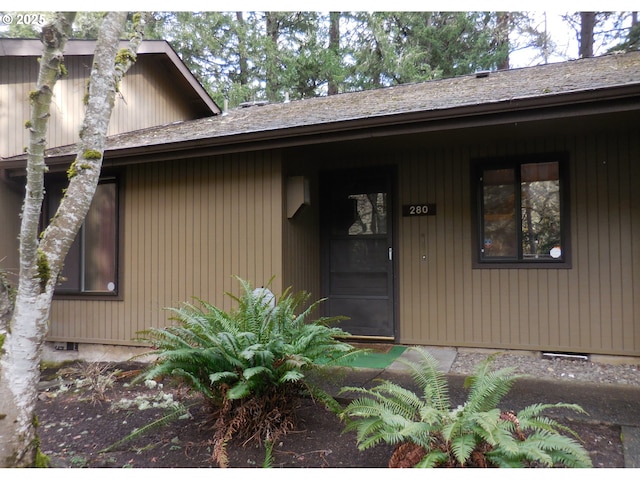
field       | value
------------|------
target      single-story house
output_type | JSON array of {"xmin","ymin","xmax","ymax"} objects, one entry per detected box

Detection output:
[{"xmin": 1, "ymin": 49, "xmax": 639, "ymax": 359}]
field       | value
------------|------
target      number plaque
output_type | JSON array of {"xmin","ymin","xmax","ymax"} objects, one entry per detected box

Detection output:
[{"xmin": 402, "ymin": 204, "xmax": 436, "ymax": 217}]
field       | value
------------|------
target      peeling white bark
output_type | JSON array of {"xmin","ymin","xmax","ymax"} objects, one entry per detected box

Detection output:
[{"xmin": 0, "ymin": 12, "xmax": 144, "ymax": 467}]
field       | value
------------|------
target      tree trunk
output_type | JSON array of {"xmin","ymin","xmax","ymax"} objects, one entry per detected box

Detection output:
[
  {"xmin": 0, "ymin": 13, "xmax": 76, "ymax": 467},
  {"xmin": 496, "ymin": 12, "xmax": 510, "ymax": 70},
  {"xmin": 265, "ymin": 12, "xmax": 281, "ymax": 103},
  {"xmin": 579, "ymin": 12, "xmax": 596, "ymax": 58},
  {"xmin": 0, "ymin": 11, "xmax": 143, "ymax": 467},
  {"xmin": 235, "ymin": 12, "xmax": 249, "ymax": 87},
  {"xmin": 328, "ymin": 12, "xmax": 340, "ymax": 95}
]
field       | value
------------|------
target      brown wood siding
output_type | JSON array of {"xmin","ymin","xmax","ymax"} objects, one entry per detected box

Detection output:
[
  {"xmin": 396, "ymin": 129, "xmax": 639, "ymax": 356},
  {"xmin": 48, "ymin": 152, "xmax": 283, "ymax": 345},
  {"xmin": 0, "ymin": 185, "xmax": 21, "ymax": 279},
  {"xmin": 1, "ymin": 56, "xmax": 205, "ymax": 159},
  {"xmin": 0, "ymin": 56, "xmax": 39, "ymax": 158},
  {"xmin": 282, "ymin": 168, "xmax": 321, "ymax": 306},
  {"xmin": 44, "ymin": 126, "xmax": 639, "ymax": 356},
  {"xmin": 280, "ymin": 125, "xmax": 639, "ymax": 356}
]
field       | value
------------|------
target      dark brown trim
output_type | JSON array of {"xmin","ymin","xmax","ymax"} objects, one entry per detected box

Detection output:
[
  {"xmin": 47, "ymin": 171, "xmax": 124, "ymax": 300},
  {"xmin": 470, "ymin": 152, "xmax": 572, "ymax": 270}
]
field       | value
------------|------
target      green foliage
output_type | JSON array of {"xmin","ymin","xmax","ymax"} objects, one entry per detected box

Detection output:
[
  {"xmin": 135, "ymin": 277, "xmax": 357, "ymax": 466},
  {"xmin": 262, "ymin": 439, "xmax": 274, "ymax": 468},
  {"xmin": 67, "ymin": 160, "xmax": 78, "ymax": 179},
  {"xmin": 340, "ymin": 348, "xmax": 593, "ymax": 468},
  {"xmin": 136, "ymin": 277, "xmax": 355, "ymax": 403}
]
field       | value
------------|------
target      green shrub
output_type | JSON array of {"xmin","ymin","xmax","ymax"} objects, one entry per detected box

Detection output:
[
  {"xmin": 135, "ymin": 277, "xmax": 358, "ymax": 466},
  {"xmin": 340, "ymin": 348, "xmax": 593, "ymax": 468}
]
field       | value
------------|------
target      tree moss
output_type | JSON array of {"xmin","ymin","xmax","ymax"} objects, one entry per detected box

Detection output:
[
  {"xmin": 115, "ymin": 48, "xmax": 136, "ymax": 66},
  {"xmin": 24, "ymin": 120, "xmax": 33, "ymax": 129},
  {"xmin": 67, "ymin": 160, "xmax": 78, "ymax": 179},
  {"xmin": 82, "ymin": 149, "xmax": 102, "ymax": 160},
  {"xmin": 34, "ymin": 448, "xmax": 50, "ymax": 468},
  {"xmin": 36, "ymin": 249, "xmax": 50, "ymax": 291},
  {"xmin": 32, "ymin": 417, "xmax": 51, "ymax": 468}
]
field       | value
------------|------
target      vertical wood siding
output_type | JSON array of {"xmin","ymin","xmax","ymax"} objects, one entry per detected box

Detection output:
[
  {"xmin": 48, "ymin": 153, "xmax": 283, "ymax": 345},
  {"xmin": 45, "ymin": 126, "xmax": 639, "ymax": 356},
  {"xmin": 282, "ymin": 127, "xmax": 639, "ymax": 356},
  {"xmin": 396, "ymin": 129, "xmax": 639, "ymax": 356},
  {"xmin": 1, "ymin": 56, "xmax": 203, "ymax": 158},
  {"xmin": 0, "ymin": 185, "xmax": 22, "ymax": 278},
  {"xmin": 0, "ymin": 57, "xmax": 39, "ymax": 158}
]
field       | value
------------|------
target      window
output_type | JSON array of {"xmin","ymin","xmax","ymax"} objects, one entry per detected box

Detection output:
[
  {"xmin": 47, "ymin": 177, "xmax": 120, "ymax": 295},
  {"xmin": 474, "ymin": 155, "xmax": 568, "ymax": 267}
]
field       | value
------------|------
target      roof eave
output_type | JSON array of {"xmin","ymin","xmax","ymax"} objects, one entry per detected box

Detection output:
[{"xmin": 2, "ymin": 83, "xmax": 639, "ymax": 175}]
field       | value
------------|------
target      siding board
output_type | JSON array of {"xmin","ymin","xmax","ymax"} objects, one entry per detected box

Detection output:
[
  {"xmin": 1, "ymin": 56, "xmax": 209, "ymax": 158},
  {"xmin": 390, "ymin": 128, "xmax": 638, "ymax": 355},
  {"xmin": 45, "ymin": 126, "xmax": 639, "ymax": 356},
  {"xmin": 49, "ymin": 153, "xmax": 283, "ymax": 345}
]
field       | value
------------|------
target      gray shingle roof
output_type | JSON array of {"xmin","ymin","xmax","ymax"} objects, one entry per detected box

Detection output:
[{"xmin": 4, "ymin": 50, "xmax": 640, "ymax": 164}]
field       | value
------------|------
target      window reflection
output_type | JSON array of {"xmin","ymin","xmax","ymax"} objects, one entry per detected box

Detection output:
[
  {"xmin": 84, "ymin": 182, "xmax": 117, "ymax": 292},
  {"xmin": 521, "ymin": 162, "xmax": 561, "ymax": 259},
  {"xmin": 482, "ymin": 169, "xmax": 517, "ymax": 257},
  {"xmin": 480, "ymin": 160, "xmax": 563, "ymax": 262},
  {"xmin": 47, "ymin": 178, "xmax": 118, "ymax": 294},
  {"xmin": 348, "ymin": 193, "xmax": 387, "ymax": 235}
]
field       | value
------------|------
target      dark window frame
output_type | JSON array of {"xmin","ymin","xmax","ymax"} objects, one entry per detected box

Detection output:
[
  {"xmin": 471, "ymin": 153, "xmax": 571, "ymax": 269},
  {"xmin": 44, "ymin": 173, "xmax": 123, "ymax": 299}
]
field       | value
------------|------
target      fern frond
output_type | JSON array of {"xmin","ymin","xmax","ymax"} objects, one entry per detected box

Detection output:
[
  {"xmin": 263, "ymin": 440, "xmax": 274, "ymax": 468},
  {"xmin": 100, "ymin": 402, "xmax": 192, "ymax": 453},
  {"xmin": 398, "ymin": 348, "xmax": 450, "ymax": 412},
  {"xmin": 415, "ymin": 450, "xmax": 449, "ymax": 468},
  {"xmin": 464, "ymin": 361, "xmax": 519, "ymax": 414},
  {"xmin": 450, "ymin": 433, "xmax": 477, "ymax": 465},
  {"xmin": 341, "ymin": 349, "xmax": 593, "ymax": 468}
]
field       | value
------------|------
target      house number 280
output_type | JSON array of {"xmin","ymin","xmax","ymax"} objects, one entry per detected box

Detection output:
[
  {"xmin": 402, "ymin": 203, "xmax": 436, "ymax": 217},
  {"xmin": 409, "ymin": 205, "xmax": 429, "ymax": 215}
]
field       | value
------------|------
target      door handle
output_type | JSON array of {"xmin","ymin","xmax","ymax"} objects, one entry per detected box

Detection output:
[{"xmin": 388, "ymin": 247, "xmax": 393, "ymax": 261}]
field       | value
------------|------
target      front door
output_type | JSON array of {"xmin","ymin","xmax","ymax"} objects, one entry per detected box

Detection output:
[{"xmin": 320, "ymin": 167, "xmax": 395, "ymax": 338}]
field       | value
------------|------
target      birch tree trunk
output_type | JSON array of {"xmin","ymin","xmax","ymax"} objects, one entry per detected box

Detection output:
[{"xmin": 0, "ymin": 11, "xmax": 144, "ymax": 467}]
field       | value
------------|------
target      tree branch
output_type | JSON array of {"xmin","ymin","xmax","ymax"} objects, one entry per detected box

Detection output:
[{"xmin": 40, "ymin": 12, "xmax": 146, "ymax": 284}]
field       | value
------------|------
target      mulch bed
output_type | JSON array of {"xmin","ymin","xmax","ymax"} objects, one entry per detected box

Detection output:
[{"xmin": 35, "ymin": 361, "xmax": 625, "ymax": 468}]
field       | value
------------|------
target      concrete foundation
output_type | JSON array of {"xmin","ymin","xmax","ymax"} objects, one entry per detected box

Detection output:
[{"xmin": 41, "ymin": 341, "xmax": 155, "ymax": 365}]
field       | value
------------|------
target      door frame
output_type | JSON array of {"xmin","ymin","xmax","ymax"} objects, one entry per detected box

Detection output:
[{"xmin": 319, "ymin": 165, "xmax": 399, "ymax": 341}]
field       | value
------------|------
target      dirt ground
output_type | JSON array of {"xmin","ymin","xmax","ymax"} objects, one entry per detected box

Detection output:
[{"xmin": 35, "ymin": 362, "xmax": 625, "ymax": 468}]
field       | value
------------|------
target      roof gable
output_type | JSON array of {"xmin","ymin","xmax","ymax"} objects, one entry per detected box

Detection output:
[{"xmin": 0, "ymin": 38, "xmax": 220, "ymax": 117}]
